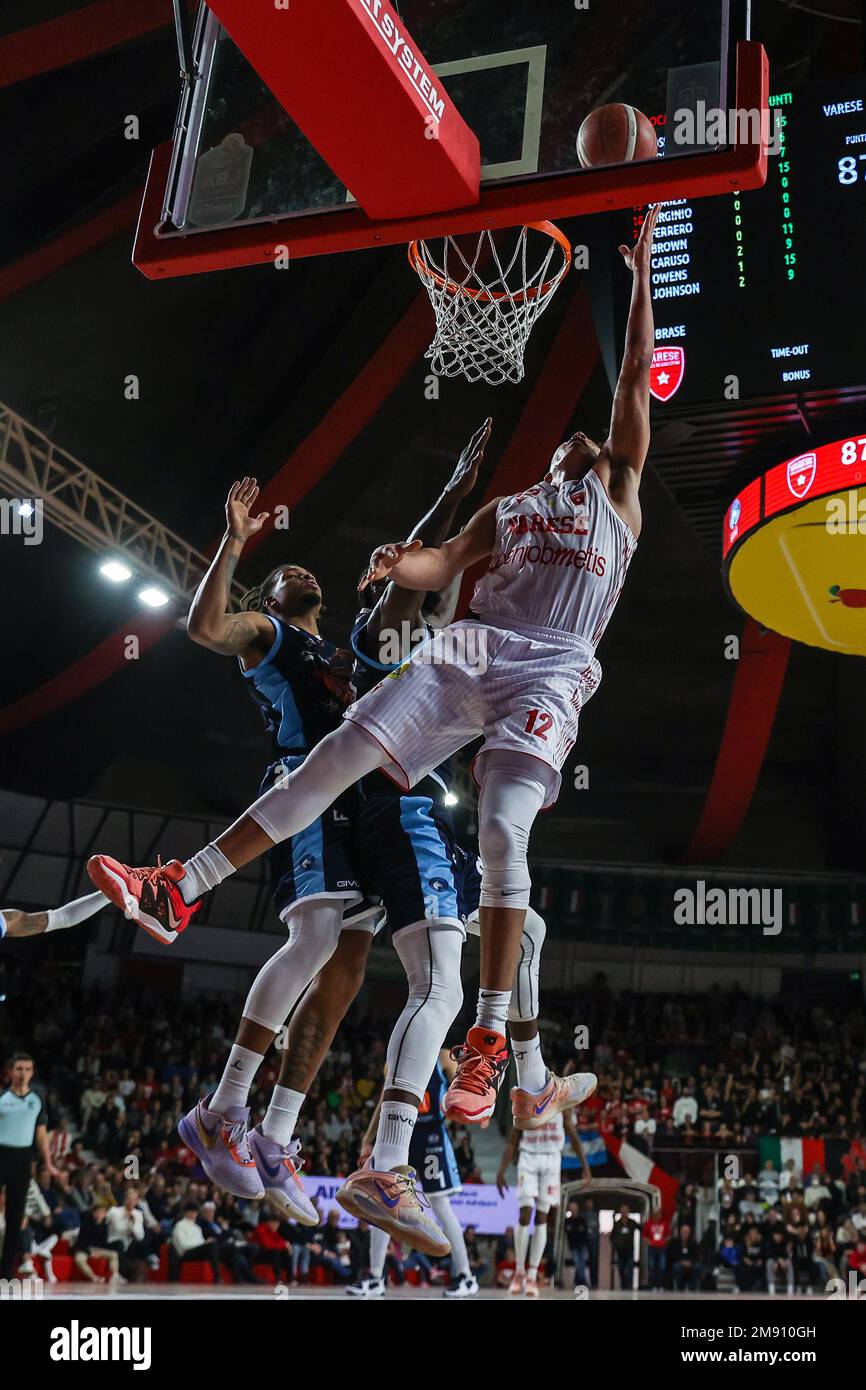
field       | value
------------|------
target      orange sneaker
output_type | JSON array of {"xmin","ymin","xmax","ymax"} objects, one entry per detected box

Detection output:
[
  {"xmin": 87, "ymin": 854, "xmax": 200, "ymax": 945},
  {"xmin": 336, "ymin": 1161, "xmax": 451, "ymax": 1257},
  {"xmin": 511, "ymin": 1071, "xmax": 598, "ymax": 1131},
  {"xmin": 509, "ymin": 1270, "xmax": 526, "ymax": 1296},
  {"xmin": 444, "ymin": 1026, "xmax": 510, "ymax": 1123},
  {"xmin": 525, "ymin": 1273, "xmax": 540, "ymax": 1298}
]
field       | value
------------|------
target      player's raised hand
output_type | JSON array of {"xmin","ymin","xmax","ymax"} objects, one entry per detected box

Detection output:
[
  {"xmin": 618, "ymin": 203, "xmax": 661, "ymax": 275},
  {"xmin": 226, "ymin": 477, "xmax": 269, "ymax": 542},
  {"xmin": 360, "ymin": 538, "xmax": 423, "ymax": 588},
  {"xmin": 446, "ymin": 418, "xmax": 493, "ymax": 499}
]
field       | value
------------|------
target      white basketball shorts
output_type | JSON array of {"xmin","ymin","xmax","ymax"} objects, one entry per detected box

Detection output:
[
  {"xmin": 344, "ymin": 619, "xmax": 601, "ymax": 809},
  {"xmin": 517, "ymin": 1154, "xmax": 562, "ymax": 1212}
]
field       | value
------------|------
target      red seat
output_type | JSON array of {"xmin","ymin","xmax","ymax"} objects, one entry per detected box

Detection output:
[
  {"xmin": 254, "ymin": 1264, "xmax": 277, "ymax": 1284},
  {"xmin": 180, "ymin": 1261, "xmax": 214, "ymax": 1284}
]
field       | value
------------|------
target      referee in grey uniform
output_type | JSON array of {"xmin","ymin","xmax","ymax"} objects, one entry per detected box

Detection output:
[{"xmin": 0, "ymin": 1052, "xmax": 58, "ymax": 1278}]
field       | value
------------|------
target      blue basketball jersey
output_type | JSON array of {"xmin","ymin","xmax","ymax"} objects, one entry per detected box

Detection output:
[{"xmin": 242, "ymin": 615, "xmax": 354, "ymax": 754}]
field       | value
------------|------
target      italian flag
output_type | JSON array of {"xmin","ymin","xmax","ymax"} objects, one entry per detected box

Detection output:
[
  {"xmin": 759, "ymin": 1136, "xmax": 845, "ymax": 1177},
  {"xmin": 603, "ymin": 1132, "xmax": 680, "ymax": 1216}
]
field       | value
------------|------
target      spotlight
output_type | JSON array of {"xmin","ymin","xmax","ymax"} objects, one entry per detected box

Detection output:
[
  {"xmin": 99, "ymin": 558, "xmax": 133, "ymax": 583},
  {"xmin": 17, "ymin": 501, "xmax": 34, "ymax": 517},
  {"xmin": 138, "ymin": 586, "xmax": 170, "ymax": 608},
  {"xmin": 444, "ymin": 791, "xmax": 459, "ymax": 806}
]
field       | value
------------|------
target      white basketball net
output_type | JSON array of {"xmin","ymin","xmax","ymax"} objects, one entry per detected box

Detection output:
[{"xmin": 409, "ymin": 222, "xmax": 572, "ymax": 387}]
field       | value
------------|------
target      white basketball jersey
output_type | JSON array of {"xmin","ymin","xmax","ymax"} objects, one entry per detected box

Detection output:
[
  {"xmin": 471, "ymin": 472, "xmax": 637, "ymax": 650},
  {"xmin": 519, "ymin": 1112, "xmax": 565, "ymax": 1158}
]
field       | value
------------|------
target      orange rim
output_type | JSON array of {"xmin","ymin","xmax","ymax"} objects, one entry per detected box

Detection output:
[{"xmin": 407, "ymin": 221, "xmax": 572, "ymax": 305}]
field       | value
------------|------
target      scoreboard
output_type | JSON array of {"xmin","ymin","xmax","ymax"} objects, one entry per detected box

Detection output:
[{"xmin": 599, "ymin": 77, "xmax": 866, "ymax": 406}]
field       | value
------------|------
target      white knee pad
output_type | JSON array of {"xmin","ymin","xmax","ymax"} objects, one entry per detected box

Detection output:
[
  {"xmin": 508, "ymin": 906, "xmax": 546, "ymax": 1023},
  {"xmin": 241, "ymin": 902, "xmax": 345, "ymax": 1032},
  {"xmin": 387, "ymin": 926, "xmax": 464, "ymax": 1099},
  {"xmin": 477, "ymin": 755, "xmax": 546, "ymax": 911}
]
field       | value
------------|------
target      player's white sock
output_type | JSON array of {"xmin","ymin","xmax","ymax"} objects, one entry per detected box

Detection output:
[
  {"xmin": 429, "ymin": 1193, "xmax": 471, "ymax": 1278},
  {"xmin": 512, "ymin": 1034, "xmax": 547, "ymax": 1094},
  {"xmin": 475, "ymin": 988, "xmax": 510, "ymax": 1034},
  {"xmin": 179, "ymin": 844, "xmax": 234, "ymax": 904},
  {"xmin": 210, "ymin": 1044, "xmax": 264, "ymax": 1115},
  {"xmin": 527, "ymin": 1222, "xmax": 548, "ymax": 1276},
  {"xmin": 372, "ymin": 1101, "xmax": 417, "ymax": 1171},
  {"xmin": 514, "ymin": 1224, "xmax": 530, "ymax": 1272},
  {"xmin": 45, "ymin": 890, "xmax": 108, "ymax": 932},
  {"xmin": 369, "ymin": 1225, "xmax": 389, "ymax": 1279},
  {"xmin": 262, "ymin": 1085, "xmax": 304, "ymax": 1146}
]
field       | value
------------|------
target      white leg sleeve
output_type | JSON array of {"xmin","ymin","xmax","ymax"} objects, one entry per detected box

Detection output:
[
  {"xmin": 248, "ymin": 722, "xmax": 386, "ymax": 844},
  {"xmin": 476, "ymin": 752, "xmax": 547, "ymax": 911},
  {"xmin": 428, "ymin": 1193, "xmax": 471, "ymax": 1278},
  {"xmin": 386, "ymin": 926, "xmax": 464, "ymax": 1100},
  {"xmin": 369, "ymin": 1224, "xmax": 390, "ymax": 1278},
  {"xmin": 528, "ymin": 1221, "xmax": 548, "ymax": 1273},
  {"xmin": 508, "ymin": 906, "xmax": 546, "ymax": 1023},
  {"xmin": 241, "ymin": 901, "xmax": 346, "ymax": 1032}
]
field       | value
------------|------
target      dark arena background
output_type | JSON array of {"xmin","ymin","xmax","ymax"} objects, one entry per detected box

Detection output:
[{"xmin": 0, "ymin": 0, "xmax": 865, "ymax": 1369}]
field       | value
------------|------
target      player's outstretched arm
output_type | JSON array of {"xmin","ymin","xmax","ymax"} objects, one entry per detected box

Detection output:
[
  {"xmin": 364, "ymin": 420, "xmax": 491, "ymax": 651},
  {"xmin": 187, "ymin": 478, "xmax": 274, "ymax": 659},
  {"xmin": 602, "ymin": 204, "xmax": 660, "ymax": 486},
  {"xmin": 0, "ymin": 908, "xmax": 46, "ymax": 937},
  {"xmin": 1, "ymin": 890, "xmax": 107, "ymax": 939},
  {"xmin": 361, "ymin": 495, "xmax": 500, "ymax": 594},
  {"xmin": 565, "ymin": 1115, "xmax": 591, "ymax": 1182}
]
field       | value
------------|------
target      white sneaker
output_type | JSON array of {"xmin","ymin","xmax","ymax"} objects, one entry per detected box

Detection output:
[
  {"xmin": 444, "ymin": 1273, "xmax": 479, "ymax": 1298},
  {"xmin": 346, "ymin": 1275, "xmax": 386, "ymax": 1298},
  {"xmin": 509, "ymin": 1270, "xmax": 526, "ymax": 1295}
]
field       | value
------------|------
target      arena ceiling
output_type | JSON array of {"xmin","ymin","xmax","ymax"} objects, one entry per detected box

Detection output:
[{"xmin": 0, "ymin": 0, "xmax": 864, "ymax": 876}]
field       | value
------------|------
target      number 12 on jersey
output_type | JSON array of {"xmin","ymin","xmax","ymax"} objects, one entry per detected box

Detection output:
[{"xmin": 524, "ymin": 709, "xmax": 553, "ymax": 741}]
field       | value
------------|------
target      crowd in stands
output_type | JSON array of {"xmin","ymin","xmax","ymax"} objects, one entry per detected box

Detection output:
[
  {"xmin": 1, "ymin": 961, "xmax": 864, "ymax": 1290},
  {"xmin": 541, "ymin": 976, "xmax": 866, "ymax": 1148}
]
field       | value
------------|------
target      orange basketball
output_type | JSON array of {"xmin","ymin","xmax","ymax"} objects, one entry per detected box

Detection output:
[{"xmin": 576, "ymin": 103, "xmax": 658, "ymax": 169}]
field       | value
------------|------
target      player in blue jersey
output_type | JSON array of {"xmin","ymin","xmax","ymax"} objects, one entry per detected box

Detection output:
[
  {"xmin": 349, "ymin": 1048, "xmax": 476, "ymax": 1298},
  {"xmin": 94, "ymin": 444, "xmax": 490, "ymax": 1250}
]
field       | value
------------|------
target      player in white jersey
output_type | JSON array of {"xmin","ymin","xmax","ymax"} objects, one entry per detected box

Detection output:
[
  {"xmin": 497, "ymin": 1111, "xmax": 589, "ymax": 1298},
  {"xmin": 88, "ymin": 208, "xmax": 658, "ymax": 1247}
]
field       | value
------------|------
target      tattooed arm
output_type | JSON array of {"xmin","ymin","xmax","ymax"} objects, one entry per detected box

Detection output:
[
  {"xmin": 0, "ymin": 909, "xmax": 48, "ymax": 937},
  {"xmin": 187, "ymin": 478, "xmax": 274, "ymax": 662}
]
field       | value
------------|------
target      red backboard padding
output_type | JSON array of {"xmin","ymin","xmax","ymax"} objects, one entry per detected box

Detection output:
[{"xmin": 206, "ymin": 0, "xmax": 480, "ymax": 220}]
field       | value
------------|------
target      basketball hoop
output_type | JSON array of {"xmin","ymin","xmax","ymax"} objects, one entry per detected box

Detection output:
[{"xmin": 408, "ymin": 221, "xmax": 572, "ymax": 387}]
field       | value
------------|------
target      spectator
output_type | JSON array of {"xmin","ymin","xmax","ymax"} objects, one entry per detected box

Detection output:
[
  {"xmin": 565, "ymin": 1199, "xmax": 592, "ymax": 1289},
  {"xmin": 738, "ymin": 1226, "xmax": 765, "ymax": 1292},
  {"xmin": 673, "ymin": 1087, "xmax": 698, "ymax": 1129},
  {"xmin": 169, "ymin": 1202, "xmax": 221, "ymax": 1283},
  {"xmin": 72, "ymin": 1206, "xmax": 121, "ymax": 1284},
  {"xmin": 765, "ymin": 1227, "xmax": 794, "ymax": 1296},
  {"xmin": 611, "ymin": 1205, "xmax": 639, "ymax": 1291},
  {"xmin": 105, "ymin": 1186, "xmax": 153, "ymax": 1280},
  {"xmin": 643, "ymin": 1211, "xmax": 669, "ymax": 1291},
  {"xmin": 253, "ymin": 1212, "xmax": 293, "ymax": 1281},
  {"xmin": 670, "ymin": 1223, "xmax": 702, "ymax": 1291},
  {"xmin": 462, "ymin": 1225, "xmax": 488, "ymax": 1287}
]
